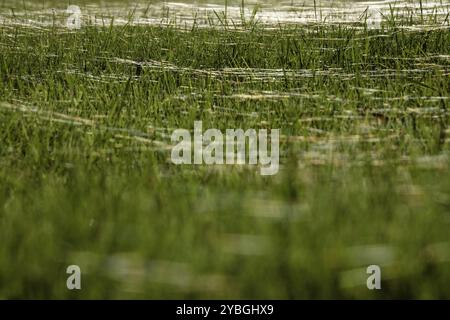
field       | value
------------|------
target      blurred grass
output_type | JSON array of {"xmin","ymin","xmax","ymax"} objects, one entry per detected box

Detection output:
[{"xmin": 0, "ymin": 1, "xmax": 449, "ymax": 299}]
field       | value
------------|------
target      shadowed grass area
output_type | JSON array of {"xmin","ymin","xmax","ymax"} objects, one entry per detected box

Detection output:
[{"xmin": 0, "ymin": 2, "xmax": 449, "ymax": 299}]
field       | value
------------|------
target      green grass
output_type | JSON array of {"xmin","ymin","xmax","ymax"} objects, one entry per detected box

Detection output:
[{"xmin": 0, "ymin": 2, "xmax": 449, "ymax": 299}]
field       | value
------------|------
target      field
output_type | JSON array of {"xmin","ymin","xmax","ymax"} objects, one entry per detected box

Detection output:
[{"xmin": 0, "ymin": 0, "xmax": 449, "ymax": 299}]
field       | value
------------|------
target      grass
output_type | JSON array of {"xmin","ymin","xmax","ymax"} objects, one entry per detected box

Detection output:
[{"xmin": 0, "ymin": 1, "xmax": 449, "ymax": 299}]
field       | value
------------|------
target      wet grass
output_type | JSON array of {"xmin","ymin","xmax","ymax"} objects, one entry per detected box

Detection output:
[{"xmin": 0, "ymin": 1, "xmax": 449, "ymax": 299}]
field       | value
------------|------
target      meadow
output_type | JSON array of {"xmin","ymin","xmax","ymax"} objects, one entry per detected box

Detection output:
[{"xmin": 0, "ymin": 0, "xmax": 449, "ymax": 299}]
